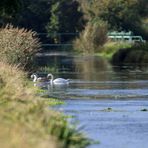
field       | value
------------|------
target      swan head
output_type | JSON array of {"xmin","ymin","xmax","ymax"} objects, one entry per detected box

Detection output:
[
  {"xmin": 47, "ymin": 73, "xmax": 54, "ymax": 81},
  {"xmin": 47, "ymin": 73, "xmax": 53, "ymax": 78},
  {"xmin": 31, "ymin": 74, "xmax": 34, "ymax": 79},
  {"xmin": 31, "ymin": 73, "xmax": 38, "ymax": 82},
  {"xmin": 31, "ymin": 73, "xmax": 37, "ymax": 78},
  {"xmin": 47, "ymin": 73, "xmax": 54, "ymax": 85}
]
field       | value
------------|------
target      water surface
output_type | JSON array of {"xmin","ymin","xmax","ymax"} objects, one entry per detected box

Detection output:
[{"xmin": 39, "ymin": 54, "xmax": 148, "ymax": 148}]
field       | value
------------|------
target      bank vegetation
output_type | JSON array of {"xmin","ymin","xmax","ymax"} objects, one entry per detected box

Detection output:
[{"xmin": 0, "ymin": 26, "xmax": 91, "ymax": 148}]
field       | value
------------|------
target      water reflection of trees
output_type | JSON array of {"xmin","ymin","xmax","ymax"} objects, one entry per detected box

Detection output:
[{"xmin": 74, "ymin": 55, "xmax": 113, "ymax": 81}]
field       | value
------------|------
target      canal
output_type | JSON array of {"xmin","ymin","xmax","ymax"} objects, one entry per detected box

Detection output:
[{"xmin": 36, "ymin": 53, "xmax": 148, "ymax": 148}]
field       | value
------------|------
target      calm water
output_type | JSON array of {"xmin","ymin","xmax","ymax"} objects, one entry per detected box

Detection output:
[{"xmin": 37, "ymin": 54, "xmax": 148, "ymax": 148}]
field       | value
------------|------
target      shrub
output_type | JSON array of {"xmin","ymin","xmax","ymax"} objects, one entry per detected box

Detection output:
[
  {"xmin": 73, "ymin": 20, "xmax": 107, "ymax": 53},
  {"xmin": 0, "ymin": 24, "xmax": 41, "ymax": 71}
]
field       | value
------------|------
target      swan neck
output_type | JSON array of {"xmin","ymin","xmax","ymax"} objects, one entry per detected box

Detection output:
[
  {"xmin": 47, "ymin": 74, "xmax": 54, "ymax": 84},
  {"xmin": 50, "ymin": 74, "xmax": 54, "ymax": 84},
  {"xmin": 33, "ymin": 75, "xmax": 37, "ymax": 82},
  {"xmin": 51, "ymin": 74, "xmax": 54, "ymax": 81}
]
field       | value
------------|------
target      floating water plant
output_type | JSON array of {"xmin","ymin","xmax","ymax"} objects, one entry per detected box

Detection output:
[{"xmin": 141, "ymin": 108, "xmax": 148, "ymax": 112}]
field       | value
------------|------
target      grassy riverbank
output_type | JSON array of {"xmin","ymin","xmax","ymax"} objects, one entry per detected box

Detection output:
[
  {"xmin": 98, "ymin": 41, "xmax": 132, "ymax": 60},
  {"xmin": 112, "ymin": 42, "xmax": 148, "ymax": 66},
  {"xmin": 0, "ymin": 62, "xmax": 91, "ymax": 148}
]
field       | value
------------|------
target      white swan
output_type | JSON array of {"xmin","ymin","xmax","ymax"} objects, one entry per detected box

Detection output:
[
  {"xmin": 31, "ymin": 74, "xmax": 38, "ymax": 82},
  {"xmin": 31, "ymin": 73, "xmax": 49, "ymax": 87},
  {"xmin": 47, "ymin": 73, "xmax": 69, "ymax": 85}
]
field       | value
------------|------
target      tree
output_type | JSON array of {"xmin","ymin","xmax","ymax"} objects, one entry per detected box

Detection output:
[
  {"xmin": 13, "ymin": 0, "xmax": 51, "ymax": 32},
  {"xmin": 79, "ymin": 0, "xmax": 144, "ymax": 33},
  {"xmin": 0, "ymin": 0, "xmax": 22, "ymax": 26},
  {"xmin": 138, "ymin": 0, "xmax": 148, "ymax": 17},
  {"xmin": 46, "ymin": 0, "xmax": 84, "ymax": 43}
]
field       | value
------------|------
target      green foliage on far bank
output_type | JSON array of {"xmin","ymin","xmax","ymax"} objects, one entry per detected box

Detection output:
[
  {"xmin": 74, "ymin": 0, "xmax": 147, "ymax": 54},
  {"xmin": 78, "ymin": 0, "xmax": 148, "ymax": 39},
  {"xmin": 1, "ymin": 0, "xmax": 147, "ymax": 49},
  {"xmin": 112, "ymin": 42, "xmax": 148, "ymax": 66},
  {"xmin": 99, "ymin": 41, "xmax": 132, "ymax": 60}
]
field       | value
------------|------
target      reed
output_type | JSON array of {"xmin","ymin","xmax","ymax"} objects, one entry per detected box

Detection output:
[
  {"xmin": 73, "ymin": 20, "xmax": 107, "ymax": 54},
  {"xmin": 0, "ymin": 24, "xmax": 41, "ymax": 71}
]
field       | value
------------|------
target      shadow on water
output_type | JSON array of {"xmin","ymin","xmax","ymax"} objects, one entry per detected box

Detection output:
[{"xmin": 36, "ymin": 52, "xmax": 148, "ymax": 148}]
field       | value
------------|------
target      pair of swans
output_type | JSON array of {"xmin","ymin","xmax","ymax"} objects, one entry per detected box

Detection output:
[{"xmin": 31, "ymin": 73, "xmax": 69, "ymax": 86}]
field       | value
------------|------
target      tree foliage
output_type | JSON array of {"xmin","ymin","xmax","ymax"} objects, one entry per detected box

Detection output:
[
  {"xmin": 75, "ymin": 0, "xmax": 148, "ymax": 53},
  {"xmin": 0, "ymin": 0, "xmax": 147, "ymax": 45},
  {"xmin": 0, "ymin": 0, "xmax": 22, "ymax": 16},
  {"xmin": 0, "ymin": 0, "xmax": 22, "ymax": 26},
  {"xmin": 79, "ymin": 0, "xmax": 148, "ymax": 35},
  {"xmin": 46, "ymin": 0, "xmax": 84, "ymax": 42},
  {"xmin": 13, "ymin": 0, "xmax": 51, "ymax": 32}
]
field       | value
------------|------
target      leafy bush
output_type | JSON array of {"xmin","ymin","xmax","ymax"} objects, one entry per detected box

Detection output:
[
  {"xmin": 0, "ymin": 24, "xmax": 41, "ymax": 70},
  {"xmin": 73, "ymin": 20, "xmax": 107, "ymax": 53}
]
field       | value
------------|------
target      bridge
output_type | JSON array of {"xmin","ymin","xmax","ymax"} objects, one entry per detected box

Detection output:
[
  {"xmin": 37, "ymin": 31, "xmax": 145, "ymax": 50},
  {"xmin": 107, "ymin": 31, "xmax": 145, "ymax": 43}
]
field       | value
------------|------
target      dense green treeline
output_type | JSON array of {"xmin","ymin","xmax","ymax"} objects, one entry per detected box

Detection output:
[
  {"xmin": 0, "ymin": 0, "xmax": 84, "ymax": 34},
  {"xmin": 0, "ymin": 0, "xmax": 148, "ymax": 47},
  {"xmin": 0, "ymin": 0, "xmax": 147, "ymax": 41}
]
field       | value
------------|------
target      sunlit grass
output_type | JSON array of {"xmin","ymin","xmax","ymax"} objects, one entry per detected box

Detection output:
[
  {"xmin": 44, "ymin": 97, "xmax": 65, "ymax": 106},
  {"xmin": 0, "ymin": 61, "xmax": 91, "ymax": 148},
  {"xmin": 99, "ymin": 41, "xmax": 132, "ymax": 59},
  {"xmin": 34, "ymin": 87, "xmax": 65, "ymax": 106}
]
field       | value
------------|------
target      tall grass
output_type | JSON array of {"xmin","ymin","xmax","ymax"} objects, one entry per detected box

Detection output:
[
  {"xmin": 73, "ymin": 20, "xmax": 107, "ymax": 54},
  {"xmin": 0, "ymin": 61, "xmax": 91, "ymax": 148},
  {"xmin": 0, "ymin": 24, "xmax": 41, "ymax": 71}
]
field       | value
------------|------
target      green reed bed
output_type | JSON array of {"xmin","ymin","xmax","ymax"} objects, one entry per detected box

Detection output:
[{"xmin": 0, "ymin": 62, "xmax": 91, "ymax": 148}]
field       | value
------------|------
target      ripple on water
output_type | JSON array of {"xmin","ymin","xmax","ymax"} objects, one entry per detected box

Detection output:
[{"xmin": 55, "ymin": 99, "xmax": 148, "ymax": 148}]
